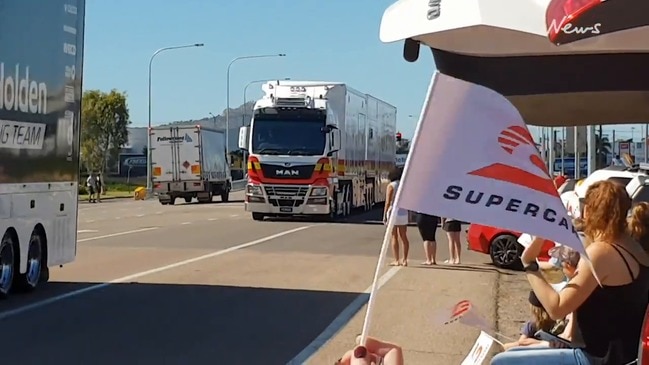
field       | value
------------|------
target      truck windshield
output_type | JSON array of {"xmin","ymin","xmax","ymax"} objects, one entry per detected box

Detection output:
[{"xmin": 251, "ymin": 117, "xmax": 326, "ymax": 155}]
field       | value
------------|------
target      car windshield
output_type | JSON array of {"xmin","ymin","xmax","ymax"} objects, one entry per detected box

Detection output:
[{"xmin": 251, "ymin": 114, "xmax": 326, "ymax": 155}]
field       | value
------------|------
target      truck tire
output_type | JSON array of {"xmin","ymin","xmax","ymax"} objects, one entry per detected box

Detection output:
[
  {"xmin": 0, "ymin": 233, "xmax": 15, "ymax": 299},
  {"xmin": 184, "ymin": 197, "xmax": 192, "ymax": 203},
  {"xmin": 252, "ymin": 213, "xmax": 265, "ymax": 221},
  {"xmin": 16, "ymin": 231, "xmax": 43, "ymax": 292},
  {"xmin": 221, "ymin": 187, "xmax": 230, "ymax": 203}
]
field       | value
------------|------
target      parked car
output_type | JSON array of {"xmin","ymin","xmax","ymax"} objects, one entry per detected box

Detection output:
[{"xmin": 467, "ymin": 224, "xmax": 554, "ymax": 269}]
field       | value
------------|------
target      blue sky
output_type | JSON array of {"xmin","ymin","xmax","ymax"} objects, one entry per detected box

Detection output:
[
  {"xmin": 83, "ymin": 0, "xmax": 638, "ymax": 141},
  {"xmin": 83, "ymin": 0, "xmax": 433, "ymax": 139}
]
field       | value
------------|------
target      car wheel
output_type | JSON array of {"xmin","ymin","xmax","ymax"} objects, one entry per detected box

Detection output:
[{"xmin": 489, "ymin": 234, "xmax": 523, "ymax": 270}]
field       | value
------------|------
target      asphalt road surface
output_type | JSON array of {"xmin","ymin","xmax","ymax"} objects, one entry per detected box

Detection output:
[{"xmin": 0, "ymin": 192, "xmax": 513, "ymax": 364}]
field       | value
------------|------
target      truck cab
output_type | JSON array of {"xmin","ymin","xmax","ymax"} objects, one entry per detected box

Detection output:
[{"xmin": 239, "ymin": 82, "xmax": 342, "ymax": 221}]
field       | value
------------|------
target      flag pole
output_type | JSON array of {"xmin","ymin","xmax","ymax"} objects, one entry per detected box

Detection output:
[{"xmin": 359, "ymin": 72, "xmax": 441, "ymax": 346}]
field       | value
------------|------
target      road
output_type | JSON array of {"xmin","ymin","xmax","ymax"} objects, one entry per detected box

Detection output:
[{"xmin": 0, "ymin": 191, "xmax": 516, "ymax": 364}]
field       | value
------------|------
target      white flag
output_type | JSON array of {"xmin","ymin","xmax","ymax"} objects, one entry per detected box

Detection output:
[
  {"xmin": 396, "ymin": 72, "xmax": 585, "ymax": 257},
  {"xmin": 461, "ymin": 331, "xmax": 495, "ymax": 365},
  {"xmin": 437, "ymin": 299, "xmax": 492, "ymax": 332}
]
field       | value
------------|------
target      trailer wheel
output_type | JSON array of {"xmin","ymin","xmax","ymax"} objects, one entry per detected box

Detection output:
[
  {"xmin": 16, "ymin": 231, "xmax": 43, "ymax": 292},
  {"xmin": 252, "ymin": 213, "xmax": 265, "ymax": 221},
  {"xmin": 0, "ymin": 233, "xmax": 15, "ymax": 299},
  {"xmin": 184, "ymin": 197, "xmax": 192, "ymax": 203}
]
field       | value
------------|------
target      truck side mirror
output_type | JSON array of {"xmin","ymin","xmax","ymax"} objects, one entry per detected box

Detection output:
[
  {"xmin": 328, "ymin": 129, "xmax": 341, "ymax": 156},
  {"xmin": 238, "ymin": 126, "xmax": 249, "ymax": 151}
]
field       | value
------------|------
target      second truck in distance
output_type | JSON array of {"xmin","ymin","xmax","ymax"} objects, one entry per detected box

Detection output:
[
  {"xmin": 238, "ymin": 80, "xmax": 397, "ymax": 220},
  {"xmin": 151, "ymin": 125, "xmax": 231, "ymax": 205}
]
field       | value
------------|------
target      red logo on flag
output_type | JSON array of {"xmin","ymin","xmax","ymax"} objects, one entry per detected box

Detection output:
[
  {"xmin": 467, "ymin": 126, "xmax": 558, "ymax": 197},
  {"xmin": 445, "ymin": 299, "xmax": 471, "ymax": 325}
]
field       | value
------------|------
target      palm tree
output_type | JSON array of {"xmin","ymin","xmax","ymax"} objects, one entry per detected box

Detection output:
[{"xmin": 595, "ymin": 133, "xmax": 612, "ymax": 169}]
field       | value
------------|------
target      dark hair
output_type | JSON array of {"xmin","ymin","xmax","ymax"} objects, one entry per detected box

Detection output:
[{"xmin": 388, "ymin": 167, "xmax": 403, "ymax": 182}]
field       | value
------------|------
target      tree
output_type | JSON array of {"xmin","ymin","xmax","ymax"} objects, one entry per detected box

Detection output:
[
  {"xmin": 80, "ymin": 89, "xmax": 130, "ymax": 177},
  {"xmin": 595, "ymin": 134, "xmax": 612, "ymax": 168}
]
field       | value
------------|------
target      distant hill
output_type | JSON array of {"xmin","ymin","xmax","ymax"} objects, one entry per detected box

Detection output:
[{"xmin": 161, "ymin": 101, "xmax": 255, "ymax": 151}]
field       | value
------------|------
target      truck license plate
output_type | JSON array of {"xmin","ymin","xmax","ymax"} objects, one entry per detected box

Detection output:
[{"xmin": 279, "ymin": 207, "xmax": 293, "ymax": 213}]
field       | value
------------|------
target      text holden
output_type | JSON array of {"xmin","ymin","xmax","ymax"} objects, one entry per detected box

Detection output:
[
  {"xmin": 442, "ymin": 185, "xmax": 578, "ymax": 237},
  {"xmin": 0, "ymin": 63, "xmax": 48, "ymax": 114}
]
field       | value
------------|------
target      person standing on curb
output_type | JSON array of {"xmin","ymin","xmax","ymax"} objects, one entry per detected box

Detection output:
[
  {"xmin": 442, "ymin": 217, "xmax": 462, "ymax": 264},
  {"xmin": 415, "ymin": 212, "xmax": 439, "ymax": 265}
]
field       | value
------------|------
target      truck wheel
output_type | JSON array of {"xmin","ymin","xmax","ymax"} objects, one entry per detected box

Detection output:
[
  {"xmin": 16, "ymin": 231, "xmax": 43, "ymax": 292},
  {"xmin": 221, "ymin": 188, "xmax": 230, "ymax": 203},
  {"xmin": 0, "ymin": 234, "xmax": 15, "ymax": 299},
  {"xmin": 252, "ymin": 213, "xmax": 265, "ymax": 221},
  {"xmin": 184, "ymin": 197, "xmax": 192, "ymax": 203},
  {"xmin": 169, "ymin": 196, "xmax": 176, "ymax": 205}
]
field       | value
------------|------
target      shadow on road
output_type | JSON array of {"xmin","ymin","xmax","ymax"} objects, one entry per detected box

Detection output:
[
  {"xmin": 417, "ymin": 263, "xmax": 518, "ymax": 276},
  {"xmin": 0, "ymin": 282, "xmax": 360, "ymax": 365}
]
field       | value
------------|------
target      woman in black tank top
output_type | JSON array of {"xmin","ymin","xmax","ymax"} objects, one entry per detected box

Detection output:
[{"xmin": 491, "ymin": 181, "xmax": 649, "ymax": 365}]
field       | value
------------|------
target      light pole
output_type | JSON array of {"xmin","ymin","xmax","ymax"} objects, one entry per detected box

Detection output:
[
  {"xmin": 146, "ymin": 42, "xmax": 204, "ymax": 194},
  {"xmin": 208, "ymin": 112, "xmax": 217, "ymax": 129},
  {"xmin": 225, "ymin": 53, "xmax": 286, "ymax": 153},
  {"xmin": 242, "ymin": 78, "xmax": 290, "ymax": 124}
]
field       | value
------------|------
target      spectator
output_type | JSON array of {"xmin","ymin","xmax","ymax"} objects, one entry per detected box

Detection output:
[
  {"xmin": 502, "ymin": 290, "xmax": 562, "ymax": 351},
  {"xmin": 86, "ymin": 173, "xmax": 97, "ymax": 203},
  {"xmin": 384, "ymin": 167, "xmax": 410, "ymax": 266},
  {"xmin": 442, "ymin": 217, "xmax": 462, "ymax": 264},
  {"xmin": 415, "ymin": 212, "xmax": 439, "ymax": 265},
  {"xmin": 492, "ymin": 180, "xmax": 649, "ymax": 365}
]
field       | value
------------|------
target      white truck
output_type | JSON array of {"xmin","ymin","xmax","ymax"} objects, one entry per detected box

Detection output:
[
  {"xmin": 151, "ymin": 125, "xmax": 232, "ymax": 205},
  {"xmin": 0, "ymin": 0, "xmax": 85, "ymax": 299},
  {"xmin": 238, "ymin": 81, "xmax": 397, "ymax": 221}
]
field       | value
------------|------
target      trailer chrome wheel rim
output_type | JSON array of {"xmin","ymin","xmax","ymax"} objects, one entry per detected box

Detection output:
[
  {"xmin": 25, "ymin": 235, "xmax": 42, "ymax": 286},
  {"xmin": 0, "ymin": 242, "xmax": 13, "ymax": 291}
]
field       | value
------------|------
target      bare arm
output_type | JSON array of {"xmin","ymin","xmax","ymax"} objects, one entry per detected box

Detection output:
[
  {"xmin": 384, "ymin": 184, "xmax": 394, "ymax": 219},
  {"xmin": 524, "ymin": 240, "xmax": 601, "ymax": 320}
]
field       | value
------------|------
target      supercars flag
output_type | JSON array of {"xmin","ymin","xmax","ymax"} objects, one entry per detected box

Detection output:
[{"xmin": 395, "ymin": 72, "xmax": 585, "ymax": 257}]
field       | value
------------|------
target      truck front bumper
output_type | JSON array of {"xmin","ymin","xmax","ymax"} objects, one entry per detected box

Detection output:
[
  {"xmin": 244, "ymin": 183, "xmax": 330, "ymax": 215},
  {"xmin": 244, "ymin": 201, "xmax": 330, "ymax": 215}
]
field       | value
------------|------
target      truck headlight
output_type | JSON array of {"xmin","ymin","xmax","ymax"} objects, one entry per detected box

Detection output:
[
  {"xmin": 247, "ymin": 184, "xmax": 263, "ymax": 196},
  {"xmin": 311, "ymin": 187, "xmax": 327, "ymax": 196}
]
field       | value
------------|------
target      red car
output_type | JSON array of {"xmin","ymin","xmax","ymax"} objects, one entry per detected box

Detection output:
[{"xmin": 467, "ymin": 223, "xmax": 554, "ymax": 269}]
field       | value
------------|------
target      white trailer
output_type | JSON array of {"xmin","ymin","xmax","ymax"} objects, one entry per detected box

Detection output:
[
  {"xmin": 0, "ymin": 0, "xmax": 86, "ymax": 299},
  {"xmin": 151, "ymin": 125, "xmax": 232, "ymax": 205},
  {"xmin": 238, "ymin": 81, "xmax": 397, "ymax": 221}
]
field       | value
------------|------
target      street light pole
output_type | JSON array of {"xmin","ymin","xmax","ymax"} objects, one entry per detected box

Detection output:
[
  {"xmin": 225, "ymin": 53, "xmax": 286, "ymax": 153},
  {"xmin": 147, "ymin": 42, "xmax": 204, "ymax": 195}
]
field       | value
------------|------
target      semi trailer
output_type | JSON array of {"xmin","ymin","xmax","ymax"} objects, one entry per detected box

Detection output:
[
  {"xmin": 0, "ymin": 0, "xmax": 86, "ymax": 298},
  {"xmin": 151, "ymin": 125, "xmax": 232, "ymax": 205},
  {"xmin": 238, "ymin": 80, "xmax": 397, "ymax": 221}
]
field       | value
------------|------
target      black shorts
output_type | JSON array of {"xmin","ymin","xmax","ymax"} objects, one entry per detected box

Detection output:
[
  {"xmin": 443, "ymin": 220, "xmax": 462, "ymax": 232},
  {"xmin": 415, "ymin": 213, "xmax": 439, "ymax": 241}
]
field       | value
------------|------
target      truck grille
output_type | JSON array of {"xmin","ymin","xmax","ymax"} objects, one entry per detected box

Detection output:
[
  {"xmin": 264, "ymin": 185, "xmax": 308, "ymax": 197},
  {"xmin": 264, "ymin": 185, "xmax": 308, "ymax": 207}
]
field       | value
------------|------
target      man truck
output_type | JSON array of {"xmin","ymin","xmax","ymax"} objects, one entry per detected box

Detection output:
[
  {"xmin": 238, "ymin": 81, "xmax": 397, "ymax": 221},
  {"xmin": 0, "ymin": 0, "xmax": 86, "ymax": 299},
  {"xmin": 151, "ymin": 125, "xmax": 232, "ymax": 205}
]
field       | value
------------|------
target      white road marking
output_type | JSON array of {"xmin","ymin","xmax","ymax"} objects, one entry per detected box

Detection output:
[
  {"xmin": 85, "ymin": 220, "xmax": 95, "ymax": 223},
  {"xmin": 0, "ymin": 226, "xmax": 313, "ymax": 320},
  {"xmin": 208, "ymin": 218, "xmax": 219, "ymax": 221},
  {"xmin": 77, "ymin": 230, "xmax": 98, "ymax": 233},
  {"xmin": 229, "ymin": 214, "xmax": 240, "ymax": 218},
  {"xmin": 155, "ymin": 211, "xmax": 163, "ymax": 214},
  {"xmin": 77, "ymin": 227, "xmax": 159, "ymax": 242},
  {"xmin": 287, "ymin": 266, "xmax": 401, "ymax": 365},
  {"xmin": 115, "ymin": 217, "xmax": 121, "ymax": 220},
  {"xmin": 181, "ymin": 222, "xmax": 191, "ymax": 225},
  {"xmin": 135, "ymin": 214, "xmax": 145, "ymax": 217}
]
